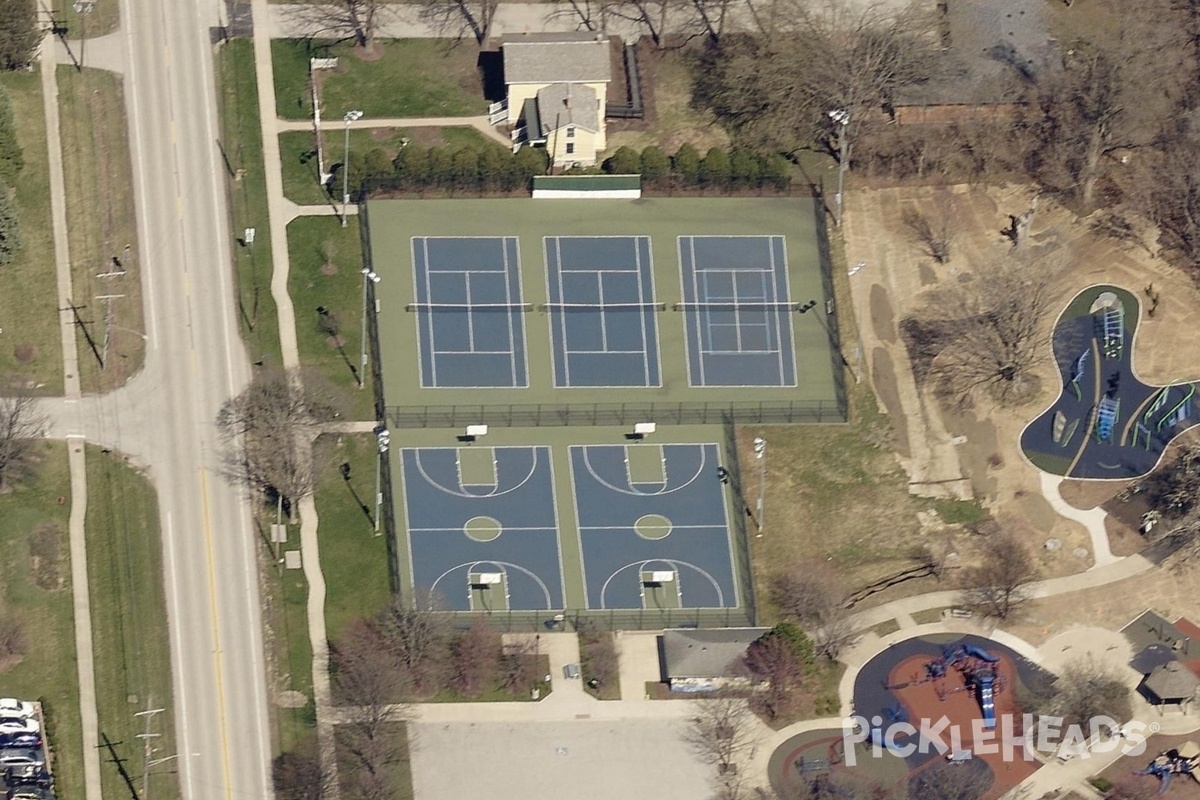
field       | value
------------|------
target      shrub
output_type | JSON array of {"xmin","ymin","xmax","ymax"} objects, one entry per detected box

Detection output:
[
  {"xmin": 639, "ymin": 146, "xmax": 670, "ymax": 185},
  {"xmin": 603, "ymin": 145, "xmax": 641, "ymax": 175},
  {"xmin": 698, "ymin": 148, "xmax": 731, "ymax": 188},
  {"xmin": 0, "ymin": 86, "xmax": 22, "ymax": 185},
  {"xmin": 0, "ymin": 186, "xmax": 21, "ymax": 267},
  {"xmin": 672, "ymin": 143, "xmax": 701, "ymax": 185}
]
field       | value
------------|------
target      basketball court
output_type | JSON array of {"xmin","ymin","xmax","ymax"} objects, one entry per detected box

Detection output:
[
  {"xmin": 569, "ymin": 443, "xmax": 738, "ymax": 610},
  {"xmin": 399, "ymin": 445, "xmax": 564, "ymax": 611}
]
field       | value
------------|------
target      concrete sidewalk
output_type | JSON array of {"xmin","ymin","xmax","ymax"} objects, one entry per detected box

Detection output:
[{"xmin": 40, "ymin": 33, "xmax": 103, "ymax": 800}]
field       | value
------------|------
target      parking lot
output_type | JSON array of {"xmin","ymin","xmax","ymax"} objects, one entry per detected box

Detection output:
[
  {"xmin": 0, "ymin": 697, "xmax": 55, "ymax": 799},
  {"xmin": 410, "ymin": 718, "xmax": 711, "ymax": 800}
]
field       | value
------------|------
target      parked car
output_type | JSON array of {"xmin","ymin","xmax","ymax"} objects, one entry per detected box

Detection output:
[
  {"xmin": 0, "ymin": 750, "xmax": 44, "ymax": 768},
  {"xmin": 7, "ymin": 787, "xmax": 53, "ymax": 800},
  {"xmin": 0, "ymin": 733, "xmax": 40, "ymax": 750},
  {"xmin": 5, "ymin": 764, "xmax": 48, "ymax": 787},
  {"xmin": 0, "ymin": 700, "xmax": 34, "ymax": 720},
  {"xmin": 0, "ymin": 718, "xmax": 37, "ymax": 736}
]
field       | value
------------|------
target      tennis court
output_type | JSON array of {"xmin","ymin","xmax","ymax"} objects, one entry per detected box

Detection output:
[
  {"xmin": 679, "ymin": 235, "xmax": 797, "ymax": 387},
  {"xmin": 544, "ymin": 235, "xmax": 661, "ymax": 388},
  {"xmin": 399, "ymin": 445, "xmax": 564, "ymax": 611},
  {"xmin": 411, "ymin": 236, "xmax": 529, "ymax": 388},
  {"xmin": 569, "ymin": 443, "xmax": 738, "ymax": 610}
]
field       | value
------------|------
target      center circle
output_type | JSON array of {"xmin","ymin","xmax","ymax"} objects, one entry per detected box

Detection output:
[
  {"xmin": 634, "ymin": 514, "xmax": 673, "ymax": 540},
  {"xmin": 463, "ymin": 516, "xmax": 503, "ymax": 542}
]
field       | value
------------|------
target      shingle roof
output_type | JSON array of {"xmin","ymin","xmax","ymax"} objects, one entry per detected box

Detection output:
[
  {"xmin": 535, "ymin": 83, "xmax": 599, "ymax": 135},
  {"xmin": 662, "ymin": 628, "xmax": 768, "ymax": 681},
  {"xmin": 1143, "ymin": 661, "xmax": 1200, "ymax": 702},
  {"xmin": 502, "ymin": 34, "xmax": 612, "ymax": 85}
]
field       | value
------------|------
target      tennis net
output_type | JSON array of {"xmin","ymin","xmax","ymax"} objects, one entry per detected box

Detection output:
[{"xmin": 405, "ymin": 301, "xmax": 803, "ymax": 313}]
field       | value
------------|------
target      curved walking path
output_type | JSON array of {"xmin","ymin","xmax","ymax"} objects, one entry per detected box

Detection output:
[
  {"xmin": 1041, "ymin": 472, "xmax": 1119, "ymax": 568},
  {"xmin": 40, "ymin": 34, "xmax": 103, "ymax": 800}
]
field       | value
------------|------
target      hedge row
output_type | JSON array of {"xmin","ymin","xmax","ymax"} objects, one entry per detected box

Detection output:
[
  {"xmin": 594, "ymin": 144, "xmax": 792, "ymax": 190},
  {"xmin": 353, "ymin": 140, "xmax": 792, "ymax": 195},
  {"xmin": 0, "ymin": 85, "xmax": 22, "ymax": 267},
  {"xmin": 354, "ymin": 143, "xmax": 551, "ymax": 194}
]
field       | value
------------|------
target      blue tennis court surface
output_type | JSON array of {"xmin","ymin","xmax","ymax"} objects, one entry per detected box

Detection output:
[
  {"xmin": 411, "ymin": 236, "xmax": 529, "ymax": 388},
  {"xmin": 570, "ymin": 443, "xmax": 738, "ymax": 610},
  {"xmin": 545, "ymin": 236, "xmax": 661, "ymax": 388},
  {"xmin": 679, "ymin": 235, "xmax": 797, "ymax": 387},
  {"xmin": 400, "ymin": 446, "xmax": 563, "ymax": 610}
]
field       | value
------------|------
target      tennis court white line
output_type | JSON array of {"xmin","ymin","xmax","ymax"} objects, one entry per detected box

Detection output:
[
  {"xmin": 410, "ymin": 525, "xmax": 559, "ymax": 533},
  {"xmin": 577, "ymin": 524, "xmax": 731, "ymax": 531}
]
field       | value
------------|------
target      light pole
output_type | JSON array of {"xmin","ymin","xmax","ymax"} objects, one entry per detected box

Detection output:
[
  {"xmin": 73, "ymin": 0, "xmax": 95, "ymax": 71},
  {"xmin": 341, "ymin": 109, "xmax": 363, "ymax": 227},
  {"xmin": 360, "ymin": 267, "xmax": 379, "ymax": 389},
  {"xmin": 374, "ymin": 426, "xmax": 390, "ymax": 534},
  {"xmin": 753, "ymin": 436, "xmax": 766, "ymax": 537},
  {"xmin": 828, "ymin": 109, "xmax": 850, "ymax": 227}
]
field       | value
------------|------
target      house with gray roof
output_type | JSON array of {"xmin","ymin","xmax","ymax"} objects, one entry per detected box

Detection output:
[
  {"xmin": 500, "ymin": 33, "xmax": 613, "ymax": 166},
  {"xmin": 661, "ymin": 628, "xmax": 768, "ymax": 693}
]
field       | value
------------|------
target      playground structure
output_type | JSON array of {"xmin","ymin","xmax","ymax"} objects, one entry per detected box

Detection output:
[
  {"xmin": 884, "ymin": 644, "xmax": 1003, "ymax": 731},
  {"xmin": 1132, "ymin": 382, "xmax": 1197, "ymax": 450},
  {"xmin": 1134, "ymin": 742, "xmax": 1200, "ymax": 794}
]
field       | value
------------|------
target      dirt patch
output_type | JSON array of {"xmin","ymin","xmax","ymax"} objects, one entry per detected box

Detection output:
[
  {"xmin": 1058, "ymin": 479, "xmax": 1123, "ymax": 509},
  {"xmin": 275, "ymin": 689, "xmax": 309, "ymax": 708},
  {"xmin": 871, "ymin": 348, "xmax": 911, "ymax": 459},
  {"xmin": 28, "ymin": 522, "xmax": 64, "ymax": 591},
  {"xmin": 13, "ymin": 343, "xmax": 35, "ymax": 364},
  {"xmin": 868, "ymin": 284, "xmax": 897, "ymax": 344},
  {"xmin": 320, "ymin": 262, "xmax": 338, "ymax": 276},
  {"xmin": 325, "ymin": 335, "xmax": 346, "ymax": 349}
]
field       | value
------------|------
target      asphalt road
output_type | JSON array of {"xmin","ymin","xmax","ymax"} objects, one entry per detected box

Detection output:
[{"xmin": 44, "ymin": 0, "xmax": 276, "ymax": 797}]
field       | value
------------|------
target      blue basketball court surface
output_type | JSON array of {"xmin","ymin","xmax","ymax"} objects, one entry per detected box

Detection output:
[
  {"xmin": 399, "ymin": 446, "xmax": 564, "ymax": 610},
  {"xmin": 411, "ymin": 236, "xmax": 529, "ymax": 388},
  {"xmin": 679, "ymin": 235, "xmax": 797, "ymax": 387},
  {"xmin": 544, "ymin": 236, "xmax": 661, "ymax": 388},
  {"xmin": 569, "ymin": 443, "xmax": 738, "ymax": 610}
]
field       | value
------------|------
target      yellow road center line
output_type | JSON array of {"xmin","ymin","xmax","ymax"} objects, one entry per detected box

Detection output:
[{"xmin": 199, "ymin": 469, "xmax": 235, "ymax": 799}]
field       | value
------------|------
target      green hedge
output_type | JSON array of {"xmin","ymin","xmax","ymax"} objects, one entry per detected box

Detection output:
[
  {"xmin": 361, "ymin": 144, "xmax": 551, "ymax": 195},
  {"xmin": 597, "ymin": 144, "xmax": 791, "ymax": 191}
]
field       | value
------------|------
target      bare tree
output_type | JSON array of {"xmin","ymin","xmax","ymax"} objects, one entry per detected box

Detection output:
[
  {"xmin": 1044, "ymin": 658, "xmax": 1131, "ymax": 729},
  {"xmin": 0, "ymin": 390, "xmax": 47, "ymax": 493},
  {"xmin": 701, "ymin": 0, "xmax": 938, "ymax": 158},
  {"xmin": 744, "ymin": 631, "xmax": 803, "ymax": 721},
  {"xmin": 500, "ymin": 636, "xmax": 541, "ymax": 695},
  {"xmin": 907, "ymin": 760, "xmax": 990, "ymax": 800},
  {"xmin": 280, "ymin": 0, "xmax": 388, "ymax": 49},
  {"xmin": 377, "ymin": 590, "xmax": 453, "ymax": 696},
  {"xmin": 273, "ymin": 737, "xmax": 337, "ymax": 800},
  {"xmin": 450, "ymin": 617, "xmax": 501, "ymax": 697},
  {"xmin": 768, "ymin": 561, "xmax": 857, "ymax": 660},
  {"xmin": 417, "ymin": 0, "xmax": 498, "ymax": 44},
  {"xmin": 959, "ymin": 529, "xmax": 1037, "ymax": 620},
  {"xmin": 216, "ymin": 368, "xmax": 343, "ymax": 521},
  {"xmin": 333, "ymin": 619, "xmax": 413, "ymax": 799},
  {"xmin": 687, "ymin": 696, "xmax": 759, "ymax": 780},
  {"xmin": 904, "ymin": 250, "xmax": 1060, "ymax": 406}
]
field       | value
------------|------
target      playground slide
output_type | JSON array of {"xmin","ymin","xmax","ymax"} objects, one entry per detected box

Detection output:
[
  {"xmin": 963, "ymin": 644, "xmax": 999, "ymax": 663},
  {"xmin": 978, "ymin": 676, "xmax": 996, "ymax": 730}
]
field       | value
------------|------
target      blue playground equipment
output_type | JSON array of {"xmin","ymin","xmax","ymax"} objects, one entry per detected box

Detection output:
[
  {"xmin": 976, "ymin": 670, "xmax": 997, "ymax": 730},
  {"xmin": 1097, "ymin": 305, "xmax": 1124, "ymax": 359},
  {"xmin": 922, "ymin": 644, "xmax": 1002, "ymax": 728},
  {"xmin": 1135, "ymin": 747, "xmax": 1200, "ymax": 794},
  {"xmin": 1095, "ymin": 397, "xmax": 1120, "ymax": 443},
  {"xmin": 1068, "ymin": 351, "xmax": 1088, "ymax": 401}
]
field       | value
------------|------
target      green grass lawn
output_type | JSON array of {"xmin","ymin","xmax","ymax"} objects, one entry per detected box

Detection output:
[
  {"xmin": 85, "ymin": 447, "xmax": 179, "ymax": 800},
  {"xmin": 57, "ymin": 67, "xmax": 145, "ymax": 391},
  {"xmin": 273, "ymin": 39, "xmax": 488, "ymax": 121},
  {"xmin": 287, "ymin": 218, "xmax": 375, "ymax": 418},
  {"xmin": 217, "ymin": 40, "xmax": 282, "ymax": 368},
  {"xmin": 51, "ymin": 0, "xmax": 121, "ymax": 38},
  {"xmin": 267, "ymin": 545, "xmax": 316, "ymax": 752},
  {"xmin": 314, "ymin": 433, "xmax": 392, "ymax": 643},
  {"xmin": 279, "ymin": 126, "xmax": 500, "ymax": 205},
  {"xmin": 0, "ymin": 444, "xmax": 83, "ymax": 800},
  {"xmin": 0, "ymin": 74, "xmax": 63, "ymax": 392}
]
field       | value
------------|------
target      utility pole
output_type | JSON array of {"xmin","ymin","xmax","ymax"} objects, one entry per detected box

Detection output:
[
  {"xmin": 134, "ymin": 699, "xmax": 171, "ymax": 800},
  {"xmin": 753, "ymin": 436, "xmax": 766, "ymax": 537}
]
